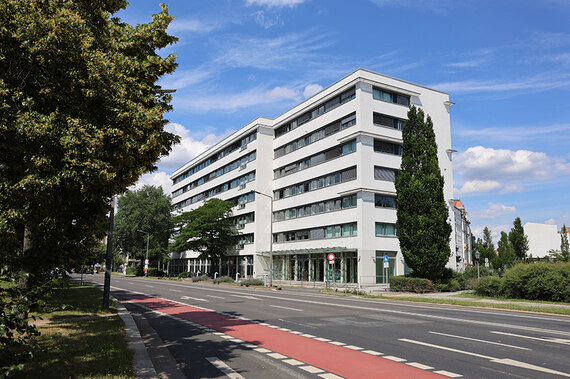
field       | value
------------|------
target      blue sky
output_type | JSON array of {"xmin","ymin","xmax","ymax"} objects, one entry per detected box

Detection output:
[{"xmin": 120, "ymin": 0, "xmax": 570, "ymax": 241}]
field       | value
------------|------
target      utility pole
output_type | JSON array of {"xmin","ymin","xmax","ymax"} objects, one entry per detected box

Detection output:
[
  {"xmin": 103, "ymin": 195, "xmax": 115, "ymax": 309},
  {"xmin": 138, "ymin": 230, "xmax": 150, "ymax": 276}
]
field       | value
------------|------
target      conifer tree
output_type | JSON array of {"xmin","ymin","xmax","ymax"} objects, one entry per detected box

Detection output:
[
  {"xmin": 395, "ymin": 106, "xmax": 451, "ymax": 280},
  {"xmin": 508, "ymin": 217, "xmax": 529, "ymax": 262}
]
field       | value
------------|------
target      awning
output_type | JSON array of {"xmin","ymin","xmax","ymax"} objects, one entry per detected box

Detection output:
[{"xmin": 257, "ymin": 247, "xmax": 356, "ymax": 256}]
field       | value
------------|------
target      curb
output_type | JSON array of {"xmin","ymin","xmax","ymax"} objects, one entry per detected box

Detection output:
[{"xmin": 114, "ymin": 298, "xmax": 158, "ymax": 378}]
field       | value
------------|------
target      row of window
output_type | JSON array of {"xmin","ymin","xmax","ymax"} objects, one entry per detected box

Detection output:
[
  {"xmin": 373, "ymin": 87, "xmax": 410, "ymax": 107},
  {"xmin": 172, "ymin": 131, "xmax": 257, "ymax": 185},
  {"xmin": 173, "ymin": 151, "xmax": 257, "ymax": 198},
  {"xmin": 275, "ymin": 87, "xmax": 356, "ymax": 139},
  {"xmin": 375, "ymin": 194, "xmax": 397, "ymax": 208},
  {"xmin": 273, "ymin": 222, "xmax": 358, "ymax": 243},
  {"xmin": 273, "ymin": 194, "xmax": 357, "ymax": 222},
  {"xmin": 274, "ymin": 113, "xmax": 356, "ymax": 159},
  {"xmin": 172, "ymin": 171, "xmax": 256, "ymax": 210},
  {"xmin": 273, "ymin": 166, "xmax": 357, "ymax": 200},
  {"xmin": 237, "ymin": 234, "xmax": 254, "ymax": 248},
  {"xmin": 374, "ymin": 139, "xmax": 402, "ymax": 156},
  {"xmin": 274, "ymin": 140, "xmax": 356, "ymax": 179},
  {"xmin": 373, "ymin": 112, "xmax": 406, "ymax": 131},
  {"xmin": 232, "ymin": 212, "xmax": 255, "ymax": 226}
]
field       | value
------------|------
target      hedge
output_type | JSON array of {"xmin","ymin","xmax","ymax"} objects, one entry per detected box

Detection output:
[{"xmin": 389, "ymin": 276, "xmax": 433, "ymax": 293}]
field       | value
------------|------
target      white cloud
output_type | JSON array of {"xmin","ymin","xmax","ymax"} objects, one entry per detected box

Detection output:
[
  {"xmin": 454, "ymin": 146, "xmax": 570, "ymax": 194},
  {"xmin": 253, "ymin": 11, "xmax": 283, "ymax": 29},
  {"xmin": 176, "ymin": 85, "xmax": 301, "ymax": 113},
  {"xmin": 244, "ymin": 0, "xmax": 308, "ymax": 8},
  {"xmin": 499, "ymin": 184, "xmax": 526, "ymax": 195},
  {"xmin": 454, "ymin": 122, "xmax": 570, "ymax": 143},
  {"xmin": 130, "ymin": 171, "xmax": 172, "ymax": 194},
  {"xmin": 168, "ymin": 18, "xmax": 225, "ymax": 34},
  {"xmin": 431, "ymin": 73, "xmax": 570, "ymax": 94},
  {"xmin": 473, "ymin": 203, "xmax": 516, "ymax": 220},
  {"xmin": 303, "ymin": 83, "xmax": 323, "ymax": 98},
  {"xmin": 152, "ymin": 123, "xmax": 233, "ymax": 172},
  {"xmin": 455, "ymin": 180, "xmax": 502, "ymax": 194}
]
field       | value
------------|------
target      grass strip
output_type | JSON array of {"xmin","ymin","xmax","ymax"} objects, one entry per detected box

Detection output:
[{"xmin": 10, "ymin": 281, "xmax": 135, "ymax": 379}]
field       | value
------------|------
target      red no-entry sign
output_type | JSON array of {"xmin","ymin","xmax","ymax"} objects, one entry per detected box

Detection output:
[{"xmin": 327, "ymin": 253, "xmax": 335, "ymax": 262}]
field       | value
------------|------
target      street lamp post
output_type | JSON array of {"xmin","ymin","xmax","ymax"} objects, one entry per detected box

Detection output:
[
  {"xmin": 475, "ymin": 249, "xmax": 480, "ymax": 278},
  {"xmin": 254, "ymin": 191, "xmax": 273, "ymax": 287},
  {"xmin": 137, "ymin": 229, "xmax": 149, "ymax": 277}
]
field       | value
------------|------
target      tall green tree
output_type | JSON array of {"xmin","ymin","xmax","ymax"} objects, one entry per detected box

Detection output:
[
  {"xmin": 493, "ymin": 231, "xmax": 516, "ymax": 271},
  {"xmin": 478, "ymin": 226, "xmax": 496, "ymax": 265},
  {"xmin": 552, "ymin": 225, "xmax": 570, "ymax": 262},
  {"xmin": 0, "ymin": 1, "xmax": 179, "ymax": 276},
  {"xmin": 395, "ymin": 106, "xmax": 452, "ymax": 280},
  {"xmin": 170, "ymin": 199, "xmax": 239, "ymax": 263},
  {"xmin": 508, "ymin": 217, "xmax": 529, "ymax": 262},
  {"xmin": 114, "ymin": 185, "xmax": 173, "ymax": 267}
]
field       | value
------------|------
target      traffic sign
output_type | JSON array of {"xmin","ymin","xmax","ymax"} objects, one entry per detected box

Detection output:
[
  {"xmin": 384, "ymin": 261, "xmax": 389, "ymax": 268},
  {"xmin": 383, "ymin": 255, "xmax": 389, "ymax": 263},
  {"xmin": 327, "ymin": 253, "xmax": 335, "ymax": 263}
]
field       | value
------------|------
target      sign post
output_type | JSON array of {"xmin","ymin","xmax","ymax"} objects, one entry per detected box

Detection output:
[
  {"xmin": 383, "ymin": 255, "xmax": 389, "ymax": 284},
  {"xmin": 327, "ymin": 253, "xmax": 335, "ymax": 289}
]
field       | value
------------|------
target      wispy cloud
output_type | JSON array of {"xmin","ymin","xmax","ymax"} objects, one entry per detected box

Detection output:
[
  {"xmin": 431, "ymin": 73, "xmax": 570, "ymax": 94},
  {"xmin": 368, "ymin": 0, "xmax": 456, "ymax": 13},
  {"xmin": 454, "ymin": 122, "xmax": 570, "ymax": 144},
  {"xmin": 212, "ymin": 31, "xmax": 333, "ymax": 70},
  {"xmin": 244, "ymin": 0, "xmax": 309, "ymax": 8},
  {"xmin": 472, "ymin": 202, "xmax": 517, "ymax": 220},
  {"xmin": 445, "ymin": 57, "xmax": 488, "ymax": 68},
  {"xmin": 176, "ymin": 85, "xmax": 301, "ymax": 113},
  {"xmin": 168, "ymin": 18, "xmax": 229, "ymax": 34},
  {"xmin": 303, "ymin": 83, "xmax": 323, "ymax": 98}
]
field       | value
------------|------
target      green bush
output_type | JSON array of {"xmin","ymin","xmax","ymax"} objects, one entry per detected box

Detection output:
[
  {"xmin": 146, "ymin": 268, "xmax": 165, "ymax": 277},
  {"xmin": 389, "ymin": 276, "xmax": 433, "ymax": 293},
  {"xmin": 192, "ymin": 274, "xmax": 211, "ymax": 283},
  {"xmin": 125, "ymin": 267, "xmax": 137, "ymax": 276},
  {"xmin": 474, "ymin": 276, "xmax": 503, "ymax": 297},
  {"xmin": 177, "ymin": 272, "xmax": 192, "ymax": 279},
  {"xmin": 240, "ymin": 278, "xmax": 264, "ymax": 287},
  {"xmin": 214, "ymin": 275, "xmax": 234, "ymax": 284},
  {"xmin": 502, "ymin": 262, "xmax": 569, "ymax": 302},
  {"xmin": 464, "ymin": 265, "xmax": 493, "ymax": 279}
]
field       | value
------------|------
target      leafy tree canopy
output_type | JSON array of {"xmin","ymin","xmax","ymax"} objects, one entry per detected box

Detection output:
[
  {"xmin": 114, "ymin": 185, "xmax": 173, "ymax": 265},
  {"xmin": 395, "ymin": 106, "xmax": 451, "ymax": 281},
  {"xmin": 475, "ymin": 226, "xmax": 496, "ymax": 265},
  {"xmin": 170, "ymin": 198, "xmax": 239, "ymax": 262},
  {"xmin": 0, "ymin": 0, "xmax": 179, "ymax": 275}
]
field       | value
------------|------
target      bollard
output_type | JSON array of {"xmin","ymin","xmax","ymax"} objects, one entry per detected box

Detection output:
[
  {"xmin": 235, "ymin": 273, "xmax": 240, "ymax": 283},
  {"xmin": 264, "ymin": 274, "xmax": 268, "ymax": 287},
  {"xmin": 214, "ymin": 272, "xmax": 218, "ymax": 280}
]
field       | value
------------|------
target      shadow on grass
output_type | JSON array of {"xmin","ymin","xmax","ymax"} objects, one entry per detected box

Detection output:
[{"xmin": 11, "ymin": 317, "xmax": 134, "ymax": 379}]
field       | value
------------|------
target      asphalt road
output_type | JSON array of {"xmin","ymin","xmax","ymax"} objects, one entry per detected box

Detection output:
[{"xmin": 79, "ymin": 274, "xmax": 570, "ymax": 379}]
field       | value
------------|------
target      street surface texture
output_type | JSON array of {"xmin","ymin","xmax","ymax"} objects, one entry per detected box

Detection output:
[{"xmin": 79, "ymin": 275, "xmax": 570, "ymax": 379}]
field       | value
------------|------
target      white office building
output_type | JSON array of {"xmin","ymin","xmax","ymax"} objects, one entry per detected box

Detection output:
[{"xmin": 168, "ymin": 69, "xmax": 456, "ymax": 285}]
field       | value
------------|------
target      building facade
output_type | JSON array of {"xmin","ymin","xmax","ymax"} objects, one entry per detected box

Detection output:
[
  {"xmin": 169, "ymin": 69, "xmax": 456, "ymax": 285},
  {"xmin": 523, "ymin": 222, "xmax": 562, "ymax": 259},
  {"xmin": 451, "ymin": 199, "xmax": 472, "ymax": 272}
]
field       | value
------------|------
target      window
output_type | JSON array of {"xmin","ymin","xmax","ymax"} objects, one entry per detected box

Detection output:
[
  {"xmin": 373, "ymin": 87, "xmax": 410, "ymax": 107},
  {"xmin": 374, "ymin": 166, "xmax": 398, "ymax": 182},
  {"xmin": 375, "ymin": 194, "xmax": 397, "ymax": 208},
  {"xmin": 376, "ymin": 223, "xmax": 396, "ymax": 236},
  {"xmin": 374, "ymin": 140, "xmax": 402, "ymax": 155}
]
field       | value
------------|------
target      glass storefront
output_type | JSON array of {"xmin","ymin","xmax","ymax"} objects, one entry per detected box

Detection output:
[{"xmin": 272, "ymin": 251, "xmax": 357, "ymax": 283}]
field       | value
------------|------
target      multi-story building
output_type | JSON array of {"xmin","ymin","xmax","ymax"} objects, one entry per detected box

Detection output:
[
  {"xmin": 451, "ymin": 199, "xmax": 472, "ymax": 272},
  {"xmin": 168, "ymin": 68, "xmax": 456, "ymax": 285}
]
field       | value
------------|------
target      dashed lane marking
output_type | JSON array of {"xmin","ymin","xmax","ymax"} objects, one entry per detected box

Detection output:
[
  {"xmin": 205, "ymin": 357, "xmax": 245, "ymax": 379},
  {"xmin": 269, "ymin": 304, "xmax": 303, "ymax": 312}
]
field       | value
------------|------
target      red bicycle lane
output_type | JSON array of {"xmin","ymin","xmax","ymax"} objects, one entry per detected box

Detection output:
[{"xmin": 123, "ymin": 294, "xmax": 444, "ymax": 379}]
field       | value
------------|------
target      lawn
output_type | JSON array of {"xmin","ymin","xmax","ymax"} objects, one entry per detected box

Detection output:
[{"xmin": 6, "ymin": 280, "xmax": 135, "ymax": 379}]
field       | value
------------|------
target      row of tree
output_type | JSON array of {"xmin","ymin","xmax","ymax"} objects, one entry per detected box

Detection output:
[
  {"xmin": 473, "ymin": 219, "xmax": 569, "ymax": 271},
  {"xmin": 113, "ymin": 188, "xmax": 238, "ymax": 271}
]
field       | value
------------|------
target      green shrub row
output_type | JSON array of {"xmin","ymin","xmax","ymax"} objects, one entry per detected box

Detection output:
[
  {"xmin": 240, "ymin": 278, "xmax": 264, "ymax": 287},
  {"xmin": 389, "ymin": 276, "xmax": 433, "ymax": 293},
  {"xmin": 474, "ymin": 262, "xmax": 570, "ymax": 302},
  {"xmin": 214, "ymin": 276, "xmax": 234, "ymax": 284}
]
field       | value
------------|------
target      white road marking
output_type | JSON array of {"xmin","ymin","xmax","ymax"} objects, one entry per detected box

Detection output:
[
  {"xmin": 269, "ymin": 304, "xmax": 303, "ymax": 312},
  {"xmin": 254, "ymin": 347, "xmax": 271, "ymax": 353},
  {"xmin": 315, "ymin": 337, "xmax": 331, "ymax": 342},
  {"xmin": 362, "ymin": 349, "xmax": 383, "ymax": 356},
  {"xmin": 400, "ymin": 338, "xmax": 570, "ymax": 377},
  {"xmin": 429, "ymin": 331, "xmax": 531, "ymax": 350},
  {"xmin": 384, "ymin": 356, "xmax": 406, "ymax": 362},
  {"xmin": 407, "ymin": 362, "xmax": 434, "ymax": 370},
  {"xmin": 491, "ymin": 331, "xmax": 570, "ymax": 345},
  {"xmin": 169, "ymin": 289, "xmax": 181, "ymax": 292},
  {"xmin": 267, "ymin": 352, "xmax": 287, "ymax": 359},
  {"xmin": 181, "ymin": 296, "xmax": 207, "ymax": 302},
  {"xmin": 345, "ymin": 345, "xmax": 363, "ymax": 350},
  {"xmin": 206, "ymin": 357, "xmax": 245, "ymax": 379},
  {"xmin": 283, "ymin": 358, "xmax": 304, "ymax": 366},
  {"xmin": 207, "ymin": 294, "xmax": 225, "ymax": 299},
  {"xmin": 145, "ymin": 285, "xmax": 153, "ymax": 288},
  {"xmin": 230, "ymin": 294, "xmax": 261, "ymax": 300},
  {"xmin": 329, "ymin": 341, "xmax": 346, "ymax": 346},
  {"xmin": 300, "ymin": 365, "xmax": 325, "ymax": 373},
  {"xmin": 434, "ymin": 370, "xmax": 462, "ymax": 378},
  {"xmin": 318, "ymin": 374, "xmax": 344, "ymax": 379}
]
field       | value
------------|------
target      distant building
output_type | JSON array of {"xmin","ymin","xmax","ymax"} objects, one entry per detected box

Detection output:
[
  {"xmin": 451, "ymin": 199, "xmax": 472, "ymax": 272},
  {"xmin": 523, "ymin": 222, "xmax": 560, "ymax": 258},
  {"xmin": 168, "ymin": 68, "xmax": 457, "ymax": 285}
]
